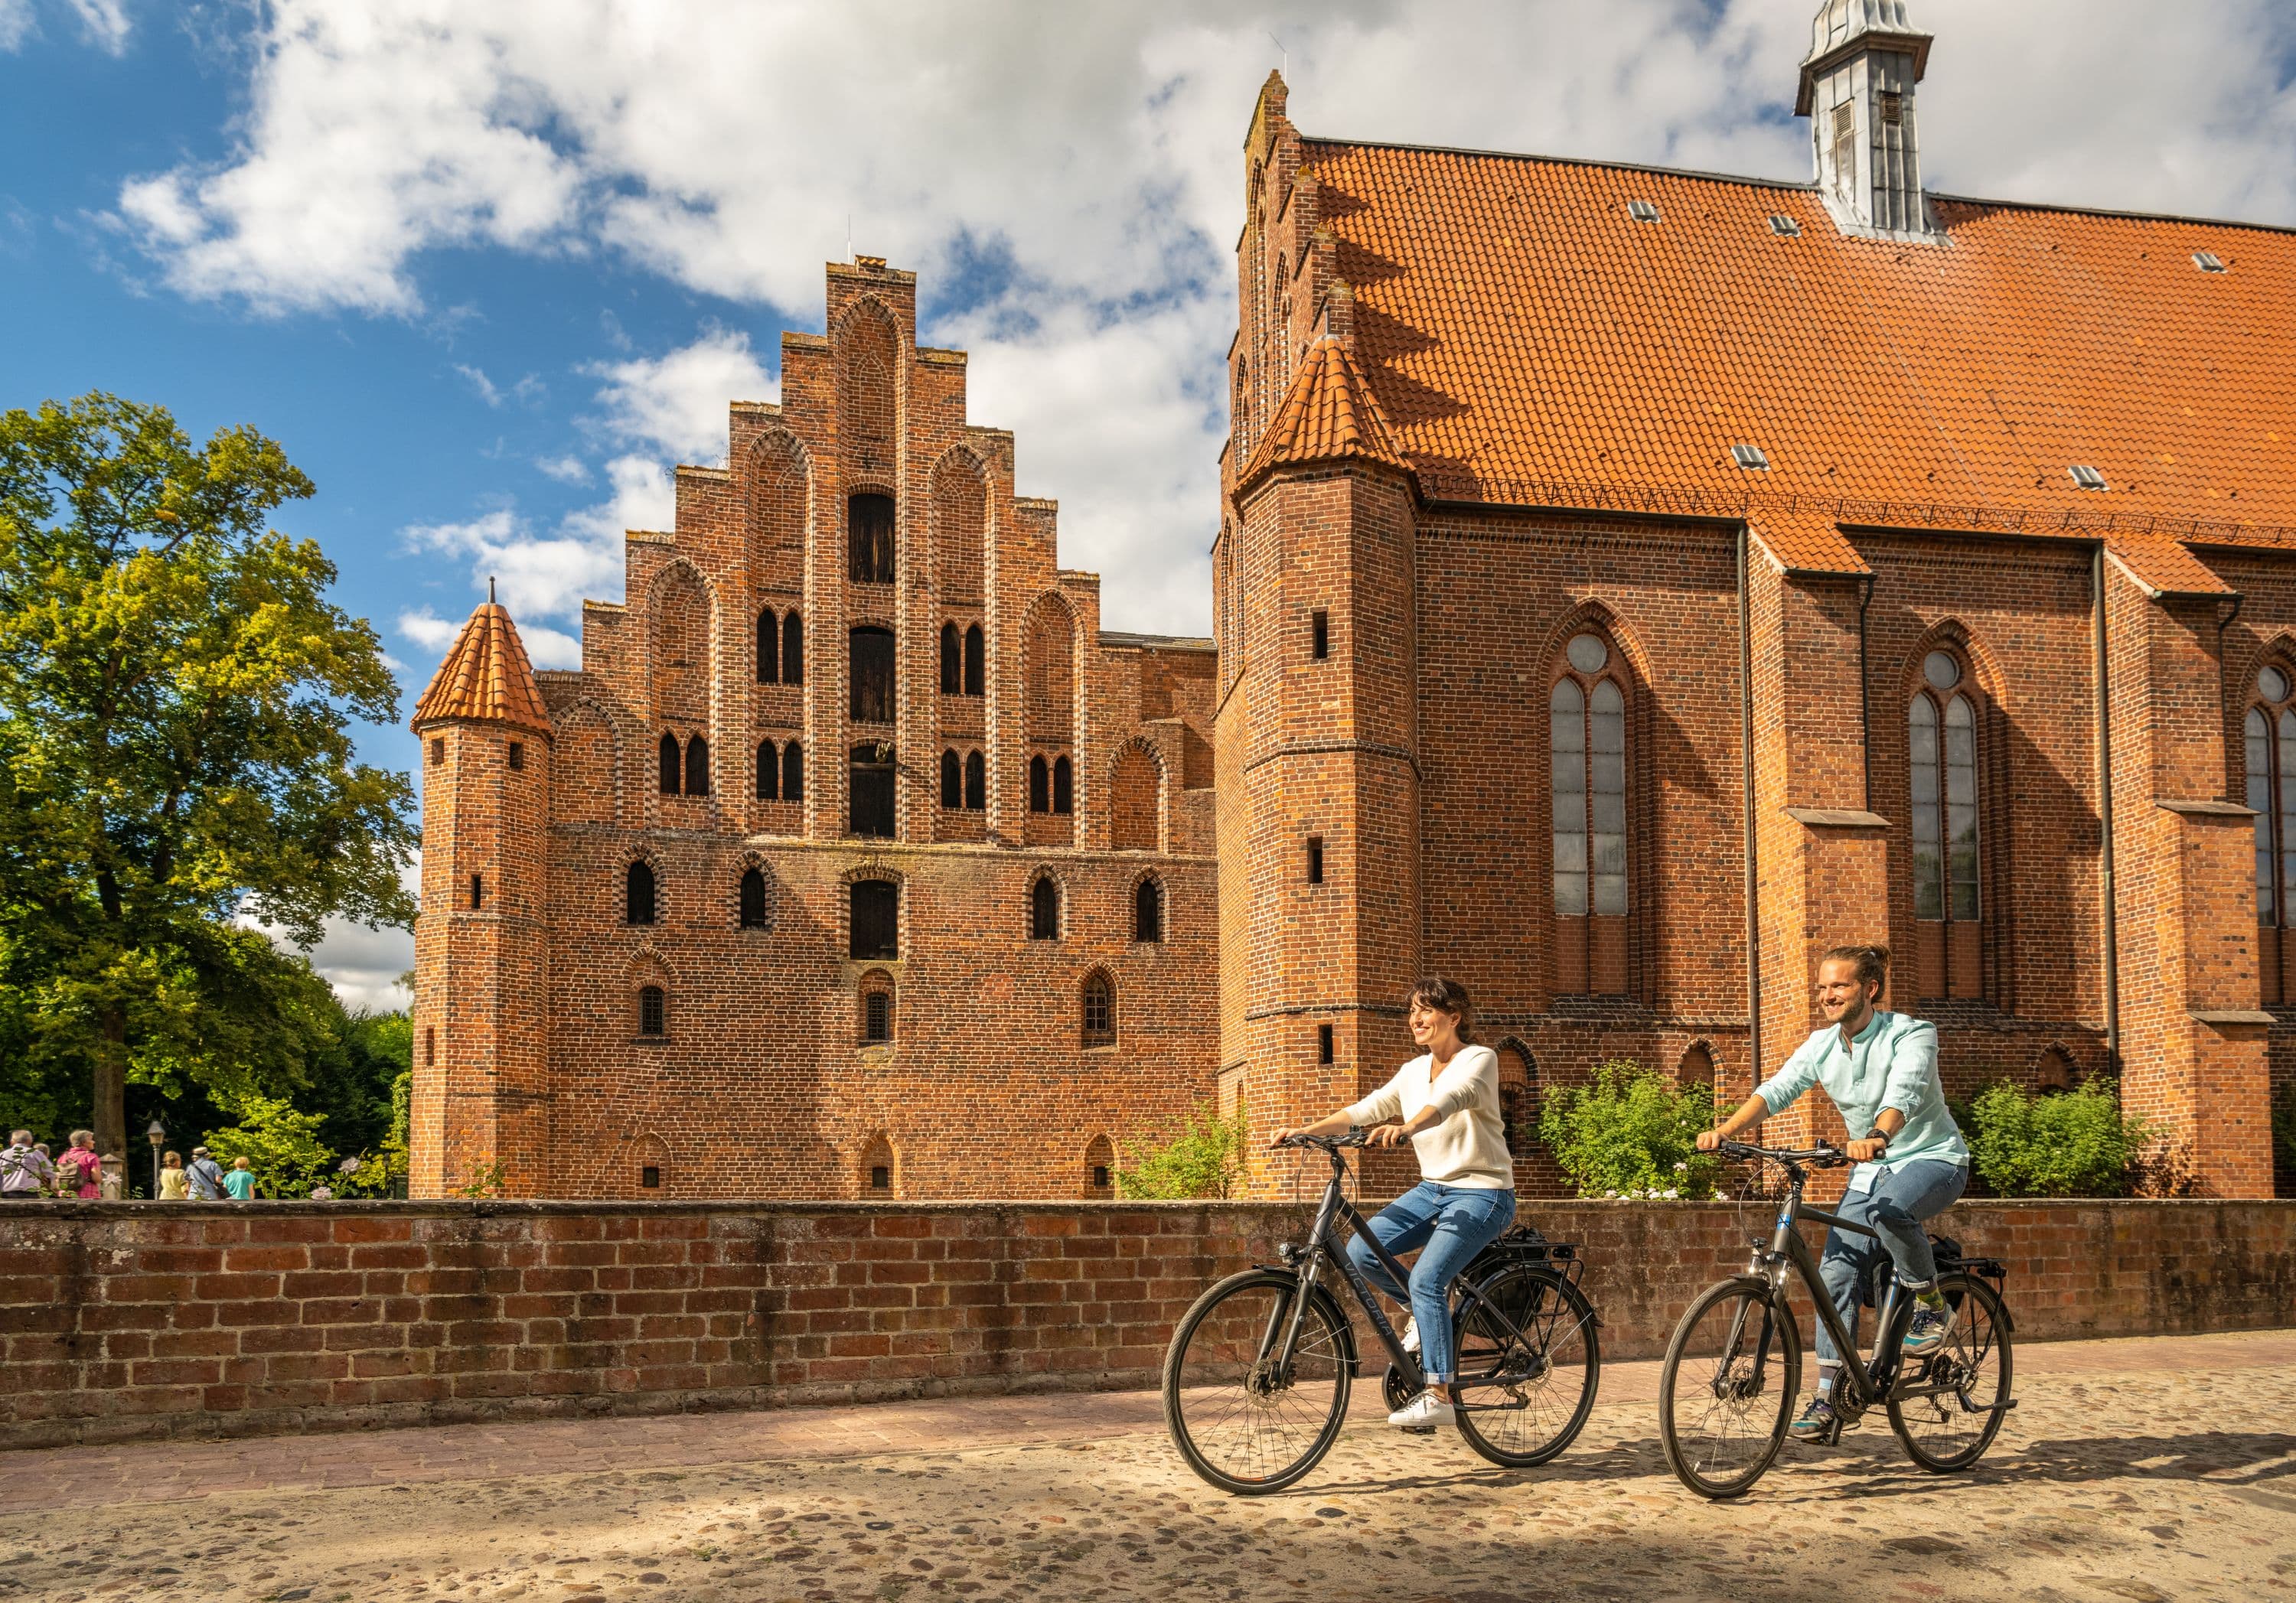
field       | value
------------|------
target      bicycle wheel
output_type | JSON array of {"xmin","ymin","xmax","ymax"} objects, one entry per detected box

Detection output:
[
  {"xmin": 1162, "ymin": 1268, "xmax": 1352, "ymax": 1494},
  {"xmin": 1887, "ymin": 1273, "xmax": 2014, "ymax": 1472},
  {"xmin": 1450, "ymin": 1264, "xmax": 1602, "ymax": 1468},
  {"xmin": 1658, "ymin": 1277, "xmax": 1802, "ymax": 1499}
]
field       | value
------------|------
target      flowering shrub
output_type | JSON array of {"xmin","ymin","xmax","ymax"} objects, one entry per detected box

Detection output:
[{"xmin": 1538, "ymin": 1061, "xmax": 1721, "ymax": 1201}]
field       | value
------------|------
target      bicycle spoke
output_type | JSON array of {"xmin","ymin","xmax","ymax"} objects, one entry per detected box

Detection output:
[
  {"xmin": 1660, "ymin": 1281, "xmax": 1797, "ymax": 1498},
  {"xmin": 1887, "ymin": 1276, "xmax": 2013, "ymax": 1472},
  {"xmin": 1165, "ymin": 1273, "xmax": 1351, "ymax": 1492}
]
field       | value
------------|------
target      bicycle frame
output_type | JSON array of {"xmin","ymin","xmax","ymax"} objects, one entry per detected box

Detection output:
[{"xmin": 1753, "ymin": 1172, "xmax": 1906, "ymax": 1413}]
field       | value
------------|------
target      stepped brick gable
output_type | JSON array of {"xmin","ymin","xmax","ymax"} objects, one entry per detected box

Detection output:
[
  {"xmin": 1220, "ymin": 4, "xmax": 2296, "ymax": 1201},
  {"xmin": 413, "ymin": 257, "xmax": 1218, "ymax": 1200}
]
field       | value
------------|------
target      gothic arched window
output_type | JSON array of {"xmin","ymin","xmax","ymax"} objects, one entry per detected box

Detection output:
[
  {"xmin": 1052, "ymin": 754, "xmax": 1074, "ymax": 815},
  {"xmin": 964, "ymin": 750, "xmax": 986, "ymax": 811},
  {"xmin": 940, "ymin": 748, "xmax": 962, "ymax": 810},
  {"xmin": 848, "ymin": 492, "xmax": 895, "ymax": 584},
  {"xmin": 756, "ymin": 610, "xmax": 778, "ymax": 684},
  {"xmin": 638, "ymin": 984, "xmax": 666, "ymax": 1038},
  {"xmin": 781, "ymin": 609, "xmax": 804, "ymax": 685},
  {"xmin": 683, "ymin": 734, "xmax": 709, "ymax": 797},
  {"xmin": 755, "ymin": 740, "xmax": 778, "ymax": 801},
  {"xmin": 2248, "ymin": 663, "xmax": 2296, "ymax": 1003},
  {"xmin": 781, "ymin": 739, "xmax": 804, "ymax": 803},
  {"xmin": 940, "ymin": 622, "xmax": 960, "ymax": 695},
  {"xmin": 1029, "ymin": 754, "xmax": 1050, "ymax": 814},
  {"xmin": 1031, "ymin": 875, "xmax": 1060, "ymax": 940},
  {"xmin": 1910, "ymin": 648, "xmax": 1983, "ymax": 999},
  {"xmin": 1081, "ymin": 970, "xmax": 1115, "ymax": 1046},
  {"xmin": 739, "ymin": 865, "xmax": 769, "ymax": 930},
  {"xmin": 1550, "ymin": 630, "xmax": 1627, "ymax": 995},
  {"xmin": 964, "ymin": 624, "xmax": 985, "ymax": 696},
  {"xmin": 657, "ymin": 731, "xmax": 680, "ymax": 796},
  {"xmin": 625, "ymin": 860, "xmax": 657, "ymax": 926},
  {"xmin": 1133, "ymin": 877, "xmax": 1163, "ymax": 943}
]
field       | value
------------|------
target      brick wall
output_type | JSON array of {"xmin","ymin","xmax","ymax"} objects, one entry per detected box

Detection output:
[{"xmin": 5, "ymin": 1198, "xmax": 2289, "ymax": 1451}]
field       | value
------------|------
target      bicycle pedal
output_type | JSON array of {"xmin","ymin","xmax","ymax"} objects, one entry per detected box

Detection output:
[{"xmin": 1400, "ymin": 1425, "xmax": 1439, "ymax": 1435}]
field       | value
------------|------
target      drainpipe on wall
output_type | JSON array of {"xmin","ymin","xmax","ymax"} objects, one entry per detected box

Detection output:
[
  {"xmin": 1740, "ymin": 526, "xmax": 1763, "ymax": 1081},
  {"xmin": 1856, "ymin": 572, "xmax": 1877, "ymax": 811},
  {"xmin": 2092, "ymin": 543, "xmax": 2121, "ymax": 1072}
]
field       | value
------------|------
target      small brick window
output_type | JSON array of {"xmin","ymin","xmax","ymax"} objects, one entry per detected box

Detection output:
[
  {"xmin": 626, "ymin": 860, "xmax": 657, "ymax": 926},
  {"xmin": 964, "ymin": 624, "xmax": 985, "ymax": 696},
  {"xmin": 640, "ymin": 1165, "xmax": 660, "ymax": 1189},
  {"xmin": 850, "ymin": 879, "xmax": 899, "ymax": 960},
  {"xmin": 1029, "ymin": 755, "xmax": 1050, "ymax": 813},
  {"xmin": 1318, "ymin": 1023, "xmax": 1334, "ymax": 1064},
  {"xmin": 757, "ymin": 608, "xmax": 779, "ymax": 684},
  {"xmin": 507, "ymin": 741, "xmax": 524, "ymax": 771},
  {"xmin": 739, "ymin": 866, "xmax": 769, "ymax": 930},
  {"xmin": 869, "ymin": 1165, "xmax": 892, "ymax": 1191},
  {"xmin": 1081, "ymin": 972, "xmax": 1115, "ymax": 1046},
  {"xmin": 1133, "ymin": 877, "xmax": 1163, "ymax": 943},
  {"xmin": 683, "ymin": 735, "xmax": 709, "ymax": 797},
  {"xmin": 468, "ymin": 873, "xmax": 484, "ymax": 911},
  {"xmin": 1093, "ymin": 1165, "xmax": 1110, "ymax": 1189},
  {"xmin": 781, "ymin": 609, "xmax": 804, "ymax": 685},
  {"xmin": 638, "ymin": 985, "xmax": 666, "ymax": 1038},
  {"xmin": 940, "ymin": 622, "xmax": 961, "ymax": 696},
  {"xmin": 1306, "ymin": 836, "xmax": 1325, "ymax": 885},
  {"xmin": 1031, "ymin": 875, "xmax": 1060, "ymax": 940},
  {"xmin": 658, "ymin": 732, "xmax": 681, "ymax": 795},
  {"xmin": 940, "ymin": 748, "xmax": 963, "ymax": 810},
  {"xmin": 864, "ymin": 989, "xmax": 891, "ymax": 1043},
  {"xmin": 425, "ymin": 1026, "xmax": 436, "ymax": 1067},
  {"xmin": 1310, "ymin": 610, "xmax": 1329, "ymax": 660},
  {"xmin": 756, "ymin": 739, "xmax": 778, "ymax": 801},
  {"xmin": 429, "ymin": 738, "xmax": 444, "ymax": 765},
  {"xmin": 964, "ymin": 750, "xmax": 986, "ymax": 811},
  {"xmin": 1052, "ymin": 754, "xmax": 1074, "ymax": 814}
]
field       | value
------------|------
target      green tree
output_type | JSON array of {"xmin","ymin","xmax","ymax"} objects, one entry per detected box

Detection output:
[
  {"xmin": 1115, "ymin": 1103, "xmax": 1249, "ymax": 1200},
  {"xmin": 1538, "ymin": 1060, "xmax": 1720, "ymax": 1200},
  {"xmin": 1965, "ymin": 1077, "xmax": 2151, "ymax": 1197},
  {"xmin": 0, "ymin": 393, "xmax": 417, "ymax": 1152}
]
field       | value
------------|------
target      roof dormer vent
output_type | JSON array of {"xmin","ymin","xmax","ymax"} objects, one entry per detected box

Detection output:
[
  {"xmin": 2193, "ymin": 252, "xmax": 2226, "ymax": 273},
  {"xmin": 1627, "ymin": 200, "xmax": 1660, "ymax": 223},
  {"xmin": 1731, "ymin": 445, "xmax": 1771, "ymax": 471},
  {"xmin": 1769, "ymin": 214, "xmax": 1803, "ymax": 236},
  {"xmin": 2068, "ymin": 464, "xmax": 2107, "ymax": 491}
]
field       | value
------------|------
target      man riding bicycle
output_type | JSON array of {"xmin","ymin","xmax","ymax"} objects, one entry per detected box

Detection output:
[{"xmin": 1697, "ymin": 943, "xmax": 1971, "ymax": 1442}]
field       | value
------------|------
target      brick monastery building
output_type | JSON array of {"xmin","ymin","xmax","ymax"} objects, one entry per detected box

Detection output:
[{"xmin": 416, "ymin": 2, "xmax": 2295, "ymax": 1201}]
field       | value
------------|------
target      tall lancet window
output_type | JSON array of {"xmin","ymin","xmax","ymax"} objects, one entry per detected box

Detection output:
[
  {"xmin": 1910, "ymin": 649, "xmax": 1983, "ymax": 999},
  {"xmin": 2249, "ymin": 665, "xmax": 2296, "ymax": 1004},
  {"xmin": 1550, "ymin": 630, "xmax": 1626, "ymax": 995}
]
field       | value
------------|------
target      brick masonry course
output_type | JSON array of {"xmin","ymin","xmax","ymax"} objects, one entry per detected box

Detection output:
[{"xmin": 3, "ymin": 1197, "xmax": 2289, "ymax": 1451}]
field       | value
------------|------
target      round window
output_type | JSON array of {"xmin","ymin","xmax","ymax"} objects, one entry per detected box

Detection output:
[
  {"xmin": 1923, "ymin": 650, "xmax": 1961, "ymax": 691},
  {"xmin": 2259, "ymin": 666, "xmax": 2290, "ymax": 703},
  {"xmin": 1566, "ymin": 634, "xmax": 1609, "ymax": 675}
]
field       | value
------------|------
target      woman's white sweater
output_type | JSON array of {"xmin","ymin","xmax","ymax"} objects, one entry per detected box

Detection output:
[{"xmin": 1342, "ymin": 1044, "xmax": 1515, "ymax": 1190}]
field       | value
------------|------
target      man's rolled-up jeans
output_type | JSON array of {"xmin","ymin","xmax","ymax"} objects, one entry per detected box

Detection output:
[{"xmin": 1814, "ymin": 1158, "xmax": 1968, "ymax": 1369}]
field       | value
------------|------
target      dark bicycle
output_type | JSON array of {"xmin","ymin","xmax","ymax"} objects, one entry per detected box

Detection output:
[
  {"xmin": 1160, "ymin": 1130, "xmax": 1601, "ymax": 1494},
  {"xmin": 1657, "ymin": 1138, "xmax": 2015, "ymax": 1499}
]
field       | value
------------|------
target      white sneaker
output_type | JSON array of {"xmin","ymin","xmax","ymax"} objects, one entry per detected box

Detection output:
[
  {"xmin": 1386, "ymin": 1390, "xmax": 1456, "ymax": 1429},
  {"xmin": 1399, "ymin": 1316, "xmax": 1420, "ymax": 1355}
]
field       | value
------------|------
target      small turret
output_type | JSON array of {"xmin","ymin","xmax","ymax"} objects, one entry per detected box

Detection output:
[{"xmin": 1797, "ymin": 0, "xmax": 1936, "ymax": 238}]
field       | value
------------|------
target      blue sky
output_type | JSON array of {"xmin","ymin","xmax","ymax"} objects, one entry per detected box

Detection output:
[{"xmin": 5, "ymin": 0, "xmax": 2293, "ymax": 1005}]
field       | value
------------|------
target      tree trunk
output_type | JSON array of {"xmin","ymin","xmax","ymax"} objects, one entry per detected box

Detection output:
[{"xmin": 94, "ymin": 1007, "xmax": 127, "ymax": 1158}]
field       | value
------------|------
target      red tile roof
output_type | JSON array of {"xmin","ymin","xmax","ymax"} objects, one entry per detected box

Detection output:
[
  {"xmin": 412, "ymin": 601, "xmax": 552, "ymax": 736},
  {"xmin": 1238, "ymin": 333, "xmax": 1414, "ymax": 491},
  {"xmin": 1296, "ymin": 136, "xmax": 2296, "ymax": 583}
]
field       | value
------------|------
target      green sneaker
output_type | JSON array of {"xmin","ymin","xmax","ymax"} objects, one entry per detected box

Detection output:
[
  {"xmin": 1902, "ymin": 1302, "xmax": 1952, "ymax": 1357},
  {"xmin": 1789, "ymin": 1395, "xmax": 1836, "ymax": 1442}
]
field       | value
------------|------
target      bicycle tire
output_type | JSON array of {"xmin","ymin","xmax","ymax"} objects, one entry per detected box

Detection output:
[
  {"xmin": 1161, "ymin": 1268, "xmax": 1352, "ymax": 1495},
  {"xmin": 1450, "ymin": 1264, "xmax": 1602, "ymax": 1468},
  {"xmin": 1658, "ymin": 1277, "xmax": 1802, "ymax": 1500},
  {"xmin": 1887, "ymin": 1272, "xmax": 2014, "ymax": 1472}
]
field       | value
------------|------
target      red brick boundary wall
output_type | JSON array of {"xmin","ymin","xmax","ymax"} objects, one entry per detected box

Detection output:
[{"xmin": 3, "ymin": 1199, "xmax": 2291, "ymax": 1450}]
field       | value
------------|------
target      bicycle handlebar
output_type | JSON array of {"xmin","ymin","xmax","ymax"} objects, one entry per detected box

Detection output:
[
  {"xmin": 1277, "ymin": 1129, "xmax": 1369, "ymax": 1152},
  {"xmin": 1714, "ymin": 1138, "xmax": 1849, "ymax": 1168}
]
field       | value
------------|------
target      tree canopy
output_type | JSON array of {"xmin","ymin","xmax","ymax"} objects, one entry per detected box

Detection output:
[{"xmin": 0, "ymin": 392, "xmax": 418, "ymax": 1152}]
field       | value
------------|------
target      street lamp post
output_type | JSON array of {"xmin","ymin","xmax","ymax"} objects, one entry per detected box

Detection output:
[{"xmin": 146, "ymin": 1121, "xmax": 165, "ymax": 1203}]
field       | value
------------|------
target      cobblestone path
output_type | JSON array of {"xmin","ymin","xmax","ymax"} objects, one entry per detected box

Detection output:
[{"xmin": 1, "ymin": 1331, "xmax": 2289, "ymax": 1602}]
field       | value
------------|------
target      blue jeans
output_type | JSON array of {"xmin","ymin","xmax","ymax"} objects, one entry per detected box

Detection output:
[
  {"xmin": 1344, "ymin": 1181, "xmax": 1517, "ymax": 1383},
  {"xmin": 1814, "ymin": 1159, "xmax": 1968, "ymax": 1368}
]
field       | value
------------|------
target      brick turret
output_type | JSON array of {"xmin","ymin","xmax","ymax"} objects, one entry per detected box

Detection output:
[{"xmin": 409, "ymin": 588, "xmax": 552, "ymax": 1197}]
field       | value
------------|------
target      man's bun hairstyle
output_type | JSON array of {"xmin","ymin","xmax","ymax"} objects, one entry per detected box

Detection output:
[
  {"xmin": 1822, "ymin": 943, "xmax": 1891, "ymax": 994},
  {"xmin": 1404, "ymin": 977, "xmax": 1476, "ymax": 1043}
]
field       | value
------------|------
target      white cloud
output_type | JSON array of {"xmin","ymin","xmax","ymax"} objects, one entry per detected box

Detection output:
[
  {"xmin": 107, "ymin": 0, "xmax": 2296, "ymax": 639},
  {"xmin": 0, "ymin": 1, "xmax": 34, "ymax": 51},
  {"xmin": 240, "ymin": 859, "xmax": 417, "ymax": 1014},
  {"xmin": 454, "ymin": 363, "xmax": 503, "ymax": 406},
  {"xmin": 534, "ymin": 452, "xmax": 589, "ymax": 484},
  {"xmin": 67, "ymin": 0, "xmax": 128, "ymax": 54},
  {"xmin": 583, "ymin": 325, "xmax": 773, "ymax": 464},
  {"xmin": 455, "ymin": 363, "xmax": 545, "ymax": 408}
]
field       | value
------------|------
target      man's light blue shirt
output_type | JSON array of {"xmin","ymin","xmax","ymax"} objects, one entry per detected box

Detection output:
[{"xmin": 1753, "ymin": 1008, "xmax": 1968, "ymax": 1193}]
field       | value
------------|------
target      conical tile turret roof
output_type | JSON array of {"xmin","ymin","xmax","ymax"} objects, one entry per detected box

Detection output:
[
  {"xmin": 412, "ymin": 590, "xmax": 553, "ymax": 738},
  {"xmin": 1238, "ymin": 334, "xmax": 1415, "ymax": 493}
]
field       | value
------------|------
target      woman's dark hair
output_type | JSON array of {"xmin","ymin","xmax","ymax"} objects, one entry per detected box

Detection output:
[
  {"xmin": 1822, "ymin": 943, "xmax": 1891, "ymax": 995},
  {"xmin": 1404, "ymin": 977, "xmax": 1474, "ymax": 1043}
]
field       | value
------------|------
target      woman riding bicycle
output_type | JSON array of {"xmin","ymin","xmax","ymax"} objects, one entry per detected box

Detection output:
[{"xmin": 1268, "ymin": 977, "xmax": 1515, "ymax": 1431}]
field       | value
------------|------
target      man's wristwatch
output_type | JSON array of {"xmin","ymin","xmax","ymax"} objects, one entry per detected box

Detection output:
[{"xmin": 1861, "ymin": 1127, "xmax": 1889, "ymax": 1156}]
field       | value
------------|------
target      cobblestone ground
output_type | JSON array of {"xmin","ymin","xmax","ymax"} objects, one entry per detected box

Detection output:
[{"xmin": 1, "ymin": 1331, "xmax": 2290, "ymax": 1603}]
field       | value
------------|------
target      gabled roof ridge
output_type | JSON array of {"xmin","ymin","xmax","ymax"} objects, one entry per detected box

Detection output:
[
  {"xmin": 413, "ymin": 600, "xmax": 553, "ymax": 738},
  {"xmin": 1300, "ymin": 131, "xmax": 2296, "ymax": 237},
  {"xmin": 1238, "ymin": 334, "xmax": 1414, "ymax": 490}
]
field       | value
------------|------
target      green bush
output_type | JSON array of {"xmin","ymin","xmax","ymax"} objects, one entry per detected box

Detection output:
[
  {"xmin": 202, "ymin": 1093, "xmax": 336, "ymax": 1198},
  {"xmin": 1965, "ymin": 1077, "xmax": 2150, "ymax": 1197},
  {"xmin": 1538, "ymin": 1061, "xmax": 1720, "ymax": 1201},
  {"xmin": 2271, "ymin": 1080, "xmax": 2296, "ymax": 1184},
  {"xmin": 1115, "ymin": 1103, "xmax": 1248, "ymax": 1200}
]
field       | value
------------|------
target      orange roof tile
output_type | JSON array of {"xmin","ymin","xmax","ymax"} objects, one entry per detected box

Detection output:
[
  {"xmin": 1238, "ymin": 334, "xmax": 1415, "ymax": 491},
  {"xmin": 1295, "ymin": 137, "xmax": 2296, "ymax": 569},
  {"xmin": 412, "ymin": 601, "xmax": 553, "ymax": 736}
]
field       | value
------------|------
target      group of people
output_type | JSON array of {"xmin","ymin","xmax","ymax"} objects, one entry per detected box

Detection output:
[
  {"xmin": 1272, "ymin": 942, "xmax": 1969, "ymax": 1442},
  {"xmin": 0, "ymin": 1129, "xmax": 259, "ymax": 1201}
]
